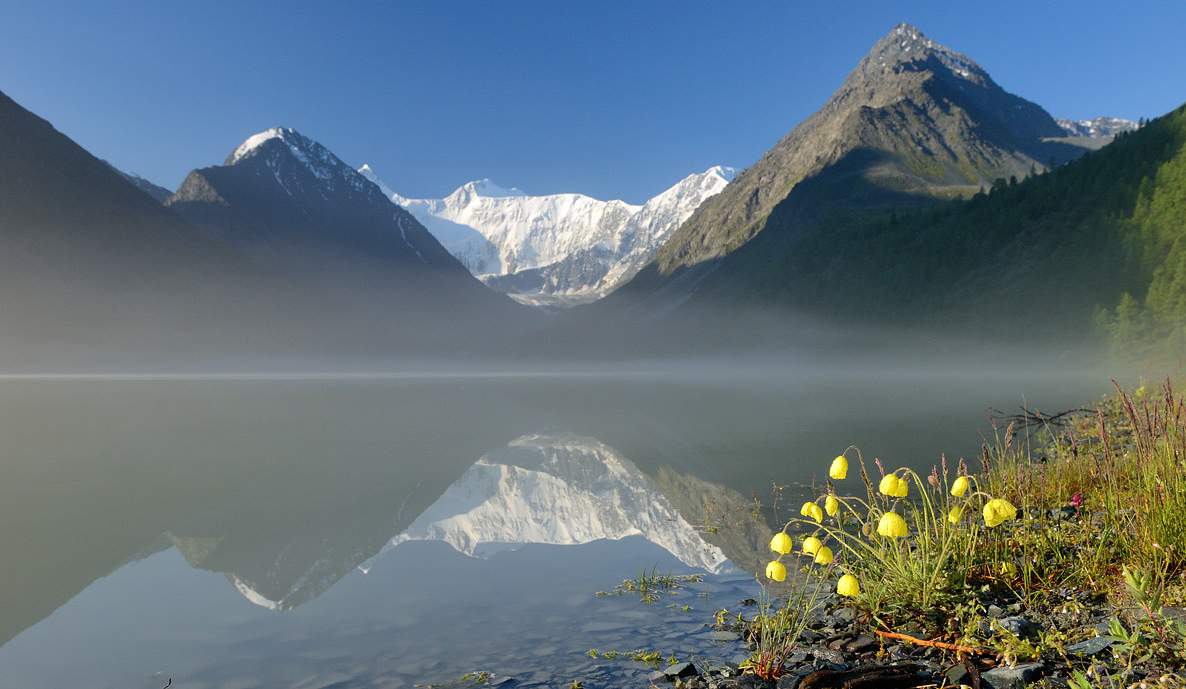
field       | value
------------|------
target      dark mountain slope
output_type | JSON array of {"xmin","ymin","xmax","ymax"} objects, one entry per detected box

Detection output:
[
  {"xmin": 606, "ymin": 24, "xmax": 1090, "ymax": 315},
  {"xmin": 0, "ymin": 88, "xmax": 262, "ymax": 363},
  {"xmin": 166, "ymin": 128, "xmax": 528, "ymax": 337},
  {"xmin": 711, "ymin": 102, "xmax": 1186, "ymax": 350},
  {"xmin": 108, "ymin": 163, "xmax": 173, "ymax": 202}
]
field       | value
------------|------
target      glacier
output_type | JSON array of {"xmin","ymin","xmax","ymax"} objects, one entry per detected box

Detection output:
[{"xmin": 360, "ymin": 165, "xmax": 735, "ymax": 304}]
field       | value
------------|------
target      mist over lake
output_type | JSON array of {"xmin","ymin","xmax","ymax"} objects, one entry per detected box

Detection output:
[{"xmin": 0, "ymin": 361, "xmax": 1111, "ymax": 687}]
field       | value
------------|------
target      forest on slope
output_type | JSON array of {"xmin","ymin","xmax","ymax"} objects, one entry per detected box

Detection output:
[{"xmin": 706, "ymin": 103, "xmax": 1186, "ymax": 357}]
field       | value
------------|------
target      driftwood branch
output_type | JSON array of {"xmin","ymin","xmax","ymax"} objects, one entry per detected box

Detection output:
[{"xmin": 873, "ymin": 629, "xmax": 986, "ymax": 655}]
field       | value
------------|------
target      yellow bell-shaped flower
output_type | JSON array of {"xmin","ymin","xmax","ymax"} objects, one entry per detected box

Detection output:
[
  {"xmin": 814, "ymin": 545, "xmax": 834, "ymax": 565},
  {"xmin": 878, "ymin": 474, "xmax": 909, "ymax": 498},
  {"xmin": 829, "ymin": 455, "xmax": 848, "ymax": 480},
  {"xmin": 800, "ymin": 501, "xmax": 823, "ymax": 523},
  {"xmin": 951, "ymin": 476, "xmax": 970, "ymax": 497},
  {"xmin": 947, "ymin": 506, "xmax": 963, "ymax": 524},
  {"xmin": 769, "ymin": 531, "xmax": 793, "ymax": 555},
  {"xmin": 837, "ymin": 573, "xmax": 860, "ymax": 597},
  {"xmin": 765, "ymin": 560, "xmax": 787, "ymax": 582},
  {"xmin": 877, "ymin": 511, "xmax": 909, "ymax": 538},
  {"xmin": 802, "ymin": 536, "xmax": 822, "ymax": 555},
  {"xmin": 982, "ymin": 498, "xmax": 1018, "ymax": 528},
  {"xmin": 825, "ymin": 494, "xmax": 840, "ymax": 517}
]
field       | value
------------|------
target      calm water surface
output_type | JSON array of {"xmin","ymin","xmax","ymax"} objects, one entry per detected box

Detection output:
[{"xmin": 0, "ymin": 368, "xmax": 1108, "ymax": 688}]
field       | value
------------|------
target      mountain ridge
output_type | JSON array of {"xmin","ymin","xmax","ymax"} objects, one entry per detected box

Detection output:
[{"xmin": 364, "ymin": 165, "xmax": 735, "ymax": 303}]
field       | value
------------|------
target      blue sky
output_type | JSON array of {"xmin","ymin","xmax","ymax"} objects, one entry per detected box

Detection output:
[{"xmin": 3, "ymin": 1, "xmax": 1184, "ymax": 202}]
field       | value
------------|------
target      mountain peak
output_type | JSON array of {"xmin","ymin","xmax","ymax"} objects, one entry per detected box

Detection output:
[
  {"xmin": 1056, "ymin": 116, "xmax": 1139, "ymax": 138},
  {"xmin": 457, "ymin": 178, "xmax": 525, "ymax": 199},
  {"xmin": 861, "ymin": 22, "xmax": 987, "ymax": 83},
  {"xmin": 703, "ymin": 165, "xmax": 738, "ymax": 182}
]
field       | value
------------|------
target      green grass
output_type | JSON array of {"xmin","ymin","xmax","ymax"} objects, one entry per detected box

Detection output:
[
  {"xmin": 594, "ymin": 567, "xmax": 703, "ymax": 604},
  {"xmin": 746, "ymin": 379, "xmax": 1186, "ymax": 681}
]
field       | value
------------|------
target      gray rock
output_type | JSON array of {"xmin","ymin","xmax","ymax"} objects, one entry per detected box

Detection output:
[
  {"xmin": 811, "ymin": 648, "xmax": 846, "ymax": 664},
  {"xmin": 982, "ymin": 662, "xmax": 1044, "ymax": 689},
  {"xmin": 1066, "ymin": 636, "xmax": 1118, "ymax": 657},
  {"xmin": 997, "ymin": 616, "xmax": 1037, "ymax": 638},
  {"xmin": 843, "ymin": 635, "xmax": 878, "ymax": 654},
  {"xmin": 702, "ymin": 630, "xmax": 741, "ymax": 642},
  {"xmin": 663, "ymin": 662, "xmax": 698, "ymax": 679},
  {"xmin": 987, "ymin": 604, "xmax": 1006, "ymax": 618},
  {"xmin": 832, "ymin": 607, "xmax": 856, "ymax": 624},
  {"xmin": 649, "ymin": 670, "xmax": 669, "ymax": 683},
  {"xmin": 945, "ymin": 663, "xmax": 971, "ymax": 686}
]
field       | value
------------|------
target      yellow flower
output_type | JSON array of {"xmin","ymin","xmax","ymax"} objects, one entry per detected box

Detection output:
[
  {"xmin": 951, "ymin": 476, "xmax": 970, "ymax": 497},
  {"xmin": 877, "ymin": 511, "xmax": 909, "ymax": 538},
  {"xmin": 999, "ymin": 561, "xmax": 1018, "ymax": 577},
  {"xmin": 983, "ymin": 498, "xmax": 1018, "ymax": 528},
  {"xmin": 765, "ymin": 560, "xmax": 787, "ymax": 582},
  {"xmin": 802, "ymin": 536, "xmax": 822, "ymax": 555},
  {"xmin": 947, "ymin": 506, "xmax": 963, "ymax": 524},
  {"xmin": 814, "ymin": 546, "xmax": 834, "ymax": 565},
  {"xmin": 878, "ymin": 473, "xmax": 909, "ymax": 498},
  {"xmin": 837, "ymin": 574, "xmax": 860, "ymax": 597},
  {"xmin": 829, "ymin": 455, "xmax": 848, "ymax": 480},
  {"xmin": 769, "ymin": 532, "xmax": 793, "ymax": 555},
  {"xmin": 825, "ymin": 494, "xmax": 840, "ymax": 517},
  {"xmin": 801, "ymin": 501, "xmax": 823, "ymax": 523}
]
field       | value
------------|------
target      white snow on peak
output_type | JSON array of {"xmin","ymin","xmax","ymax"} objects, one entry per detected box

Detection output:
[
  {"xmin": 358, "ymin": 162, "xmax": 397, "ymax": 198},
  {"xmin": 230, "ymin": 127, "xmax": 290, "ymax": 164},
  {"xmin": 360, "ymin": 164, "xmax": 734, "ymax": 301},
  {"xmin": 230, "ymin": 575, "xmax": 286, "ymax": 611},
  {"xmin": 373, "ymin": 434, "xmax": 730, "ymax": 573},
  {"xmin": 229, "ymin": 128, "xmax": 377, "ymax": 198},
  {"xmin": 456, "ymin": 178, "xmax": 526, "ymax": 199},
  {"xmin": 1056, "ymin": 116, "xmax": 1139, "ymax": 139}
]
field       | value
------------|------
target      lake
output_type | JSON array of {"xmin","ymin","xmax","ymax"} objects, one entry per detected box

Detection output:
[{"xmin": 0, "ymin": 364, "xmax": 1110, "ymax": 688}]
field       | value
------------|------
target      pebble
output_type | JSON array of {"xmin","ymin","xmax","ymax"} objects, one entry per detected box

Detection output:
[
  {"xmin": 997, "ymin": 616, "xmax": 1038, "ymax": 638},
  {"xmin": 664, "ymin": 662, "xmax": 698, "ymax": 679},
  {"xmin": 982, "ymin": 662, "xmax": 1044, "ymax": 689},
  {"xmin": 1066, "ymin": 635, "xmax": 1118, "ymax": 657}
]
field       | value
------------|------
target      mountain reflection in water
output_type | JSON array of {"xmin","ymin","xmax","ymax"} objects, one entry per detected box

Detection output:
[{"xmin": 0, "ymin": 371, "xmax": 1105, "ymax": 687}]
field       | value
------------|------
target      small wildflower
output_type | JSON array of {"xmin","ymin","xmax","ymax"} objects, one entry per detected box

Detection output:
[
  {"xmin": 769, "ymin": 532, "xmax": 793, "ymax": 556},
  {"xmin": 1070, "ymin": 492, "xmax": 1084, "ymax": 510},
  {"xmin": 951, "ymin": 476, "xmax": 970, "ymax": 497},
  {"xmin": 999, "ymin": 561, "xmax": 1018, "ymax": 577},
  {"xmin": 877, "ymin": 511, "xmax": 909, "ymax": 538},
  {"xmin": 800, "ymin": 501, "xmax": 823, "ymax": 523},
  {"xmin": 837, "ymin": 574, "xmax": 860, "ymax": 597},
  {"xmin": 825, "ymin": 494, "xmax": 840, "ymax": 517},
  {"xmin": 814, "ymin": 546, "xmax": 834, "ymax": 565},
  {"xmin": 765, "ymin": 560, "xmax": 787, "ymax": 582},
  {"xmin": 802, "ymin": 536, "xmax": 822, "ymax": 555},
  {"xmin": 983, "ymin": 498, "xmax": 1018, "ymax": 528},
  {"xmin": 829, "ymin": 454, "xmax": 848, "ymax": 480},
  {"xmin": 947, "ymin": 506, "xmax": 963, "ymax": 524},
  {"xmin": 878, "ymin": 474, "xmax": 897, "ymax": 496}
]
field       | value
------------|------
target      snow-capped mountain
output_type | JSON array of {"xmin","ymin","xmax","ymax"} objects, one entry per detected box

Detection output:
[
  {"xmin": 376, "ymin": 434, "xmax": 731, "ymax": 573},
  {"xmin": 1056, "ymin": 116, "xmax": 1139, "ymax": 138},
  {"xmin": 167, "ymin": 127, "xmax": 485, "ymax": 274},
  {"xmin": 359, "ymin": 165, "xmax": 735, "ymax": 304}
]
